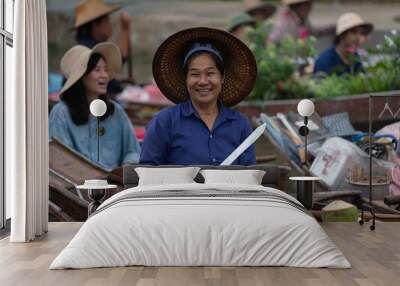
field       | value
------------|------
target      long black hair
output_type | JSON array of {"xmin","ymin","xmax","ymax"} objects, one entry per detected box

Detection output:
[{"xmin": 61, "ymin": 53, "xmax": 115, "ymax": 125}]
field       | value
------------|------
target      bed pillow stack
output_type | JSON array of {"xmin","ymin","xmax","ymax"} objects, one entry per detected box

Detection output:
[{"xmin": 135, "ymin": 167, "xmax": 266, "ymax": 186}]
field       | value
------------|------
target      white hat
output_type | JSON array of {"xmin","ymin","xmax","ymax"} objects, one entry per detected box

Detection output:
[
  {"xmin": 59, "ymin": 42, "xmax": 122, "ymax": 96},
  {"xmin": 336, "ymin": 12, "xmax": 373, "ymax": 37}
]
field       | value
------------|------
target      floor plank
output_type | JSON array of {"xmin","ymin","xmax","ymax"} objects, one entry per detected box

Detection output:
[{"xmin": 0, "ymin": 222, "xmax": 399, "ymax": 286}]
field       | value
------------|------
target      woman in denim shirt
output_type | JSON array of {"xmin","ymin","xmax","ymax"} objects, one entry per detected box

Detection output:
[{"xmin": 49, "ymin": 43, "xmax": 140, "ymax": 169}]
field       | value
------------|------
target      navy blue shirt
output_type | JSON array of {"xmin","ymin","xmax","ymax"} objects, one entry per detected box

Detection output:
[
  {"xmin": 314, "ymin": 46, "xmax": 363, "ymax": 76},
  {"xmin": 139, "ymin": 100, "xmax": 256, "ymax": 166}
]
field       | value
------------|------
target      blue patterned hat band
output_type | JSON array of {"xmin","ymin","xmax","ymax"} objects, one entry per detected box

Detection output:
[{"xmin": 183, "ymin": 42, "xmax": 223, "ymax": 68}]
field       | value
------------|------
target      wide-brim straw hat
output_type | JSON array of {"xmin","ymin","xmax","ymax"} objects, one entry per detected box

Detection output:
[
  {"xmin": 59, "ymin": 42, "xmax": 122, "ymax": 96},
  {"xmin": 152, "ymin": 27, "xmax": 257, "ymax": 107},
  {"xmin": 243, "ymin": 0, "xmax": 276, "ymax": 19},
  {"xmin": 74, "ymin": 0, "xmax": 120, "ymax": 28},
  {"xmin": 282, "ymin": 0, "xmax": 312, "ymax": 5},
  {"xmin": 336, "ymin": 12, "xmax": 373, "ymax": 37}
]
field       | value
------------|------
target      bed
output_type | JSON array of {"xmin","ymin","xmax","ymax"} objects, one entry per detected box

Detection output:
[{"xmin": 50, "ymin": 165, "xmax": 351, "ymax": 269}]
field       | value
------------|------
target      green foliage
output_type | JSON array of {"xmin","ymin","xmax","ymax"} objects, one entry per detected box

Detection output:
[
  {"xmin": 244, "ymin": 26, "xmax": 400, "ymax": 101},
  {"xmin": 246, "ymin": 22, "xmax": 316, "ymax": 100}
]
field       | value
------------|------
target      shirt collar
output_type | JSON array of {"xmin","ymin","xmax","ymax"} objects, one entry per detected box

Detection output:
[{"xmin": 182, "ymin": 100, "xmax": 236, "ymax": 120}]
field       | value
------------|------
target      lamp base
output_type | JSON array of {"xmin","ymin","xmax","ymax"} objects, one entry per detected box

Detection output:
[
  {"xmin": 88, "ymin": 189, "xmax": 106, "ymax": 216},
  {"xmin": 296, "ymin": 180, "xmax": 314, "ymax": 210}
]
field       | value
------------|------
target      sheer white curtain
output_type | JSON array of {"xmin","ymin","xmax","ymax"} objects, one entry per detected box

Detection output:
[{"xmin": 7, "ymin": 0, "xmax": 48, "ymax": 242}]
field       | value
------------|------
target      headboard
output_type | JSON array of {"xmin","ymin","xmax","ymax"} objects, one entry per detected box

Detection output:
[{"xmin": 123, "ymin": 164, "xmax": 291, "ymax": 191}]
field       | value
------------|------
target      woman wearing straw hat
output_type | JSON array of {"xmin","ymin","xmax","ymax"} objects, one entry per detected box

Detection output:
[
  {"xmin": 139, "ymin": 27, "xmax": 257, "ymax": 165},
  {"xmin": 228, "ymin": 13, "xmax": 257, "ymax": 41},
  {"xmin": 269, "ymin": 0, "xmax": 335, "ymax": 43},
  {"xmin": 242, "ymin": 0, "xmax": 276, "ymax": 23},
  {"xmin": 49, "ymin": 43, "xmax": 141, "ymax": 169},
  {"xmin": 314, "ymin": 13, "xmax": 373, "ymax": 76},
  {"xmin": 73, "ymin": 0, "xmax": 133, "ymax": 92}
]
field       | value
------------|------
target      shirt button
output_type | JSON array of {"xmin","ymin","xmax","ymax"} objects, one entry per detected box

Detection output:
[
  {"xmin": 212, "ymin": 158, "xmax": 217, "ymax": 162},
  {"xmin": 209, "ymin": 134, "xmax": 213, "ymax": 139}
]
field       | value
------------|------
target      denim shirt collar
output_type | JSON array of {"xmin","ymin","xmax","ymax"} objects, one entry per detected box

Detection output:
[{"xmin": 181, "ymin": 100, "xmax": 236, "ymax": 120}]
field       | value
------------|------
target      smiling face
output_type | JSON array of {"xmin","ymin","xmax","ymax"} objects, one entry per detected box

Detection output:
[
  {"xmin": 185, "ymin": 53, "xmax": 224, "ymax": 106},
  {"xmin": 82, "ymin": 57, "xmax": 110, "ymax": 96},
  {"xmin": 339, "ymin": 26, "xmax": 364, "ymax": 54}
]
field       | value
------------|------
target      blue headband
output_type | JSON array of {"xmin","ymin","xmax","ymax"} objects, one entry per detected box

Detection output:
[{"xmin": 183, "ymin": 42, "xmax": 223, "ymax": 68}]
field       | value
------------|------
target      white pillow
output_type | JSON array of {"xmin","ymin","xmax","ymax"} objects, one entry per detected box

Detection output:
[
  {"xmin": 135, "ymin": 167, "xmax": 200, "ymax": 186},
  {"xmin": 200, "ymin": 169, "xmax": 266, "ymax": 185}
]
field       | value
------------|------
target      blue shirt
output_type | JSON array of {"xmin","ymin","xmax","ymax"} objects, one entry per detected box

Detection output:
[
  {"xmin": 139, "ymin": 100, "xmax": 256, "ymax": 166},
  {"xmin": 49, "ymin": 101, "xmax": 141, "ymax": 170},
  {"xmin": 314, "ymin": 46, "xmax": 363, "ymax": 76}
]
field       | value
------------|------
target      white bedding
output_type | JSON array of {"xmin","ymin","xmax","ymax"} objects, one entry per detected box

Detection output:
[{"xmin": 50, "ymin": 183, "xmax": 351, "ymax": 269}]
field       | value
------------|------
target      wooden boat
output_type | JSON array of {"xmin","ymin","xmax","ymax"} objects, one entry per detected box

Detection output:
[
  {"xmin": 48, "ymin": 89, "xmax": 400, "ymax": 221},
  {"xmin": 123, "ymin": 90, "xmax": 400, "ymax": 131},
  {"xmin": 49, "ymin": 139, "xmax": 124, "ymax": 222}
]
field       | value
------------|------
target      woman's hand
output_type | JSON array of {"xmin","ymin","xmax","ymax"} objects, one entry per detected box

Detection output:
[{"xmin": 120, "ymin": 11, "xmax": 132, "ymax": 31}]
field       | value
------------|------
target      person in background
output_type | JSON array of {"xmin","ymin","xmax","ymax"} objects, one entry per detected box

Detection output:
[
  {"xmin": 140, "ymin": 27, "xmax": 257, "ymax": 166},
  {"xmin": 314, "ymin": 13, "xmax": 373, "ymax": 76},
  {"xmin": 269, "ymin": 0, "xmax": 335, "ymax": 43},
  {"xmin": 228, "ymin": 13, "xmax": 256, "ymax": 41},
  {"xmin": 49, "ymin": 43, "xmax": 141, "ymax": 169},
  {"xmin": 73, "ymin": 0, "xmax": 133, "ymax": 93},
  {"xmin": 242, "ymin": 0, "xmax": 276, "ymax": 23}
]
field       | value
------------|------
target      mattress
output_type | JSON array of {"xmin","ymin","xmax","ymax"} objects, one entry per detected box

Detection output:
[{"xmin": 50, "ymin": 183, "xmax": 351, "ymax": 269}]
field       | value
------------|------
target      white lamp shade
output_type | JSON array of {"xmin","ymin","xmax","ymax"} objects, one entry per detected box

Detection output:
[
  {"xmin": 90, "ymin": 99, "xmax": 107, "ymax": 117},
  {"xmin": 297, "ymin": 99, "xmax": 315, "ymax": 117}
]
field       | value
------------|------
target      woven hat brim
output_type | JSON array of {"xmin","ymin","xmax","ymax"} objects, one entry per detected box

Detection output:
[
  {"xmin": 246, "ymin": 4, "xmax": 276, "ymax": 19},
  {"xmin": 59, "ymin": 42, "xmax": 122, "ymax": 96},
  {"xmin": 282, "ymin": 0, "xmax": 312, "ymax": 5},
  {"xmin": 152, "ymin": 27, "xmax": 257, "ymax": 107},
  {"xmin": 336, "ymin": 22, "xmax": 374, "ymax": 37},
  {"xmin": 74, "ymin": 6, "xmax": 120, "ymax": 29}
]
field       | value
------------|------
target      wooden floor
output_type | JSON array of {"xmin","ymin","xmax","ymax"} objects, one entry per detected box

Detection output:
[{"xmin": 1, "ymin": 222, "xmax": 399, "ymax": 286}]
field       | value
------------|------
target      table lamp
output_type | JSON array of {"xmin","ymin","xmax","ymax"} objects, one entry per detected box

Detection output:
[
  {"xmin": 89, "ymin": 99, "xmax": 107, "ymax": 163},
  {"xmin": 297, "ymin": 99, "xmax": 315, "ymax": 166}
]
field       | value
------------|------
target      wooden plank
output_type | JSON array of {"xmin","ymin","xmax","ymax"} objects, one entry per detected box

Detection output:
[{"xmin": 1, "ymin": 222, "xmax": 400, "ymax": 285}]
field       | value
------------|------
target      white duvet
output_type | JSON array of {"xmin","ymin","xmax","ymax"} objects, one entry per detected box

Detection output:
[{"xmin": 50, "ymin": 183, "xmax": 351, "ymax": 269}]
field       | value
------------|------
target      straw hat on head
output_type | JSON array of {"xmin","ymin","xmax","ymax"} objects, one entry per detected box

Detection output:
[
  {"xmin": 59, "ymin": 42, "xmax": 122, "ymax": 96},
  {"xmin": 152, "ymin": 27, "xmax": 257, "ymax": 107},
  {"xmin": 228, "ymin": 13, "xmax": 256, "ymax": 33},
  {"xmin": 336, "ymin": 12, "xmax": 373, "ymax": 37},
  {"xmin": 74, "ymin": 0, "xmax": 120, "ymax": 28},
  {"xmin": 243, "ymin": 0, "xmax": 276, "ymax": 19},
  {"xmin": 282, "ymin": 0, "xmax": 312, "ymax": 5}
]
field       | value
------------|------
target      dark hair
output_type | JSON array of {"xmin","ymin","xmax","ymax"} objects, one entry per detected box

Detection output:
[
  {"xmin": 334, "ymin": 29, "xmax": 352, "ymax": 45},
  {"xmin": 75, "ymin": 15, "xmax": 107, "ymax": 42},
  {"xmin": 61, "ymin": 53, "xmax": 115, "ymax": 125},
  {"xmin": 183, "ymin": 51, "xmax": 225, "ymax": 78}
]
